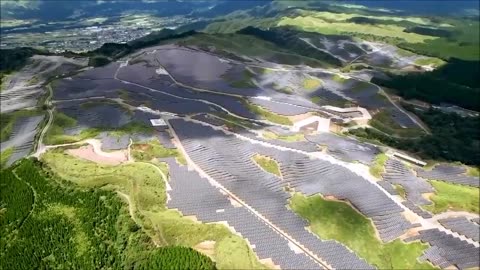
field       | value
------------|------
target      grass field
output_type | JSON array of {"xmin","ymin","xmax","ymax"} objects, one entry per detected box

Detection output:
[
  {"xmin": 131, "ymin": 139, "xmax": 180, "ymax": 162},
  {"xmin": 298, "ymin": 10, "xmax": 436, "ymax": 26},
  {"xmin": 277, "ymin": 15, "xmax": 436, "ymax": 44},
  {"xmin": 262, "ymin": 130, "xmax": 305, "ymax": 142},
  {"xmin": 423, "ymin": 180, "xmax": 479, "ymax": 214},
  {"xmin": 215, "ymin": 113, "xmax": 258, "ymax": 130},
  {"xmin": 302, "ymin": 77, "xmax": 322, "ymax": 91},
  {"xmin": 369, "ymin": 153, "xmax": 388, "ymax": 178},
  {"xmin": 413, "ymin": 57, "xmax": 446, "ymax": 68},
  {"xmin": 393, "ymin": 184, "xmax": 406, "ymax": 199},
  {"xmin": 41, "ymin": 149, "xmax": 267, "ymax": 269},
  {"xmin": 399, "ymin": 19, "xmax": 479, "ymax": 60},
  {"xmin": 0, "ymin": 147, "xmax": 13, "ymax": 168},
  {"xmin": 252, "ymin": 154, "xmax": 281, "ymax": 177},
  {"xmin": 272, "ymin": 83, "xmax": 294, "ymax": 94},
  {"xmin": 332, "ymin": 74, "xmax": 347, "ymax": 83},
  {"xmin": 245, "ymin": 102, "xmax": 293, "ymax": 126},
  {"xmin": 290, "ymin": 193, "xmax": 435, "ymax": 269},
  {"xmin": 466, "ymin": 166, "xmax": 479, "ymax": 177}
]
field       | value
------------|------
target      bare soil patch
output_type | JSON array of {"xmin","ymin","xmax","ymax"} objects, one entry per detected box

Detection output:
[
  {"xmin": 67, "ymin": 145, "xmax": 127, "ymax": 165},
  {"xmin": 194, "ymin": 240, "xmax": 216, "ymax": 257}
]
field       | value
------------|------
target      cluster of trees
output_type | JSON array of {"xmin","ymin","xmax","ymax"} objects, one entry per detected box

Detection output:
[
  {"xmin": 0, "ymin": 159, "xmax": 216, "ymax": 269},
  {"xmin": 238, "ymin": 26, "xmax": 343, "ymax": 67},
  {"xmin": 372, "ymin": 59, "xmax": 480, "ymax": 111},
  {"xmin": 349, "ymin": 107, "xmax": 480, "ymax": 165},
  {"xmin": 0, "ymin": 167, "xmax": 34, "ymax": 246},
  {"xmin": 404, "ymin": 26, "xmax": 452, "ymax": 38},
  {"xmin": 134, "ymin": 247, "xmax": 216, "ymax": 270},
  {"xmin": 0, "ymin": 47, "xmax": 50, "ymax": 73}
]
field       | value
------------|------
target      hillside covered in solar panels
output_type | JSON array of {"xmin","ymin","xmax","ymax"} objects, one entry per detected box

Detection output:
[{"xmin": 1, "ymin": 1, "xmax": 479, "ymax": 269}]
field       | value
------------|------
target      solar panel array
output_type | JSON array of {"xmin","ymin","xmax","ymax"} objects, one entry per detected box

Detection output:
[
  {"xmin": 438, "ymin": 217, "xmax": 480, "ymax": 242},
  {"xmin": 402, "ymin": 201, "xmax": 432, "ymax": 219},
  {"xmin": 98, "ymin": 132, "xmax": 130, "ymax": 150},
  {"xmin": 191, "ymin": 114, "xmax": 225, "ymax": 126},
  {"xmin": 164, "ymin": 158, "xmax": 323, "ymax": 269},
  {"xmin": 170, "ymin": 118, "xmax": 415, "ymax": 268},
  {"xmin": 58, "ymin": 102, "xmax": 132, "ymax": 135},
  {"xmin": 416, "ymin": 164, "xmax": 479, "ymax": 187},
  {"xmin": 306, "ymin": 133, "xmax": 380, "ymax": 164},
  {"xmin": 383, "ymin": 159, "xmax": 434, "ymax": 206},
  {"xmin": 0, "ymin": 115, "xmax": 44, "ymax": 165},
  {"xmin": 417, "ymin": 229, "xmax": 479, "ymax": 269},
  {"xmin": 377, "ymin": 181, "xmax": 398, "ymax": 195},
  {"xmin": 278, "ymin": 154, "xmax": 413, "ymax": 242}
]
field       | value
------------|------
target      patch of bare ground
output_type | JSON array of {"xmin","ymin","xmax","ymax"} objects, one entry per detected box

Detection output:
[
  {"xmin": 399, "ymin": 227, "xmax": 422, "ymax": 240},
  {"xmin": 67, "ymin": 145, "xmax": 127, "ymax": 165},
  {"xmin": 259, "ymin": 258, "xmax": 280, "ymax": 269},
  {"xmin": 194, "ymin": 240, "xmax": 216, "ymax": 257},
  {"xmin": 402, "ymin": 209, "xmax": 421, "ymax": 224},
  {"xmin": 183, "ymin": 215, "xmax": 198, "ymax": 222},
  {"xmin": 288, "ymin": 112, "xmax": 317, "ymax": 123},
  {"xmin": 422, "ymin": 192, "xmax": 434, "ymax": 201},
  {"xmin": 228, "ymin": 196, "xmax": 243, "ymax": 208}
]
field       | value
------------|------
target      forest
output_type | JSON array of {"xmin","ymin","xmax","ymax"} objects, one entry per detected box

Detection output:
[
  {"xmin": 238, "ymin": 26, "xmax": 343, "ymax": 67},
  {"xmin": 0, "ymin": 159, "xmax": 215, "ymax": 269},
  {"xmin": 349, "ymin": 107, "xmax": 480, "ymax": 165},
  {"xmin": 372, "ymin": 59, "xmax": 480, "ymax": 111}
]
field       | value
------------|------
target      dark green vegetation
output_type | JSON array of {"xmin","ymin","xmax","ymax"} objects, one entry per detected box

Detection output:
[
  {"xmin": 176, "ymin": 32, "xmax": 333, "ymax": 68},
  {"xmin": 399, "ymin": 19, "xmax": 479, "ymax": 61},
  {"xmin": 0, "ymin": 47, "xmax": 50, "ymax": 73},
  {"xmin": 133, "ymin": 247, "xmax": 216, "ymax": 269},
  {"xmin": 0, "ymin": 159, "xmax": 215, "ymax": 269},
  {"xmin": 373, "ymin": 59, "xmax": 480, "ymax": 111},
  {"xmin": 238, "ymin": 27, "xmax": 342, "ymax": 67},
  {"xmin": 88, "ymin": 55, "xmax": 111, "ymax": 67},
  {"xmin": 83, "ymin": 29, "xmax": 198, "ymax": 66},
  {"xmin": 404, "ymin": 26, "xmax": 452, "ymax": 38},
  {"xmin": 0, "ymin": 29, "xmax": 198, "ymax": 74},
  {"xmin": 290, "ymin": 193, "xmax": 434, "ymax": 270},
  {"xmin": 350, "ymin": 107, "xmax": 480, "ymax": 165}
]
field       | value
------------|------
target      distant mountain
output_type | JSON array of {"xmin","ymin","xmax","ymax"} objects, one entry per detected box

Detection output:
[{"xmin": 0, "ymin": 0, "xmax": 271, "ymax": 22}]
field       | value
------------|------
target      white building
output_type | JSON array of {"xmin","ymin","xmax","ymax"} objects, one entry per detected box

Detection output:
[
  {"xmin": 150, "ymin": 118, "xmax": 167, "ymax": 126},
  {"xmin": 291, "ymin": 116, "xmax": 331, "ymax": 132}
]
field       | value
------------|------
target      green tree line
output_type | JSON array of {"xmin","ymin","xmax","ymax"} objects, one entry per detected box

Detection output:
[
  {"xmin": 349, "ymin": 107, "xmax": 480, "ymax": 165},
  {"xmin": 372, "ymin": 59, "xmax": 480, "ymax": 111}
]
